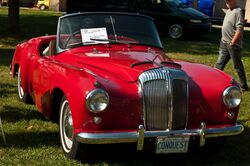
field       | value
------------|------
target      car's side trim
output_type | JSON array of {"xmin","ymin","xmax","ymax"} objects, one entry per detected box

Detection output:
[{"xmin": 75, "ymin": 123, "xmax": 244, "ymax": 150}]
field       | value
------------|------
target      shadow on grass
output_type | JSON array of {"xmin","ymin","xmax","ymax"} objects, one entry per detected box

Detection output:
[
  {"xmin": 0, "ymin": 113, "xmax": 248, "ymax": 165},
  {"xmin": 0, "ymin": 131, "xmax": 60, "ymax": 148},
  {"xmin": 0, "ymin": 127, "xmax": 247, "ymax": 165},
  {"xmin": 0, "ymin": 49, "xmax": 14, "ymax": 67},
  {"xmin": 0, "ymin": 106, "xmax": 59, "ymax": 149},
  {"xmin": 78, "ymin": 126, "xmax": 250, "ymax": 165},
  {"xmin": 0, "ymin": 106, "xmax": 46, "ymax": 123},
  {"xmin": 0, "ymin": 83, "xmax": 17, "ymax": 98}
]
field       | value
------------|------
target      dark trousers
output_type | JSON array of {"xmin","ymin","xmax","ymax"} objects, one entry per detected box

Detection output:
[{"xmin": 215, "ymin": 41, "xmax": 248, "ymax": 88}]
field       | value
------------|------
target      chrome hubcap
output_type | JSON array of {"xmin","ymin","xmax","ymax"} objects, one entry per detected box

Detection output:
[
  {"xmin": 169, "ymin": 24, "xmax": 183, "ymax": 39},
  {"xmin": 60, "ymin": 100, "xmax": 73, "ymax": 152},
  {"xmin": 65, "ymin": 110, "xmax": 74, "ymax": 139}
]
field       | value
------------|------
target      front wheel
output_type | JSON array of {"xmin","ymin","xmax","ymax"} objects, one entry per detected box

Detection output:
[
  {"xmin": 168, "ymin": 24, "xmax": 184, "ymax": 39},
  {"xmin": 59, "ymin": 96, "xmax": 81, "ymax": 159}
]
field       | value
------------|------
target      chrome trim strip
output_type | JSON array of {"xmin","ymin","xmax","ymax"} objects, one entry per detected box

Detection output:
[
  {"xmin": 76, "ymin": 124, "xmax": 244, "ymax": 147},
  {"xmin": 76, "ymin": 132, "xmax": 138, "ymax": 144},
  {"xmin": 185, "ymin": 79, "xmax": 189, "ymax": 128},
  {"xmin": 167, "ymin": 69, "xmax": 173, "ymax": 129},
  {"xmin": 138, "ymin": 82, "xmax": 146, "ymax": 128}
]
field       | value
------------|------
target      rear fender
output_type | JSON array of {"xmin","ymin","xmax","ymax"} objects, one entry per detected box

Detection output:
[{"xmin": 11, "ymin": 42, "xmax": 34, "ymax": 93}]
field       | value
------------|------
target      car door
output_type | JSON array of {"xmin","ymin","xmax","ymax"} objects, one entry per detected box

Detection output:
[{"xmin": 29, "ymin": 41, "xmax": 55, "ymax": 112}]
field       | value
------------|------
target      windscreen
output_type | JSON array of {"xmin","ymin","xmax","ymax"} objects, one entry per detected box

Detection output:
[
  {"xmin": 58, "ymin": 14, "xmax": 163, "ymax": 49},
  {"xmin": 165, "ymin": 0, "xmax": 186, "ymax": 7}
]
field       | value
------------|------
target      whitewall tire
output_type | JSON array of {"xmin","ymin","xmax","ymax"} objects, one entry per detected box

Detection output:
[
  {"xmin": 17, "ymin": 67, "xmax": 32, "ymax": 103},
  {"xmin": 18, "ymin": 68, "xmax": 24, "ymax": 99},
  {"xmin": 59, "ymin": 96, "xmax": 81, "ymax": 159}
]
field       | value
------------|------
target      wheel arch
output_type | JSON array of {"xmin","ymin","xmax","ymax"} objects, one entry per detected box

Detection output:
[
  {"xmin": 13, "ymin": 63, "xmax": 20, "ymax": 77},
  {"xmin": 50, "ymin": 87, "xmax": 65, "ymax": 123}
]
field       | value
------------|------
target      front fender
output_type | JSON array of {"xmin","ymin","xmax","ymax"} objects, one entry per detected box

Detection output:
[
  {"xmin": 179, "ymin": 62, "xmax": 240, "ymax": 128},
  {"xmin": 42, "ymin": 62, "xmax": 96, "ymax": 131}
]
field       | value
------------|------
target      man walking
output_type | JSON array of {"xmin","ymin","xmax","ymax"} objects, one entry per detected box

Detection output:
[{"xmin": 215, "ymin": 0, "xmax": 248, "ymax": 91}]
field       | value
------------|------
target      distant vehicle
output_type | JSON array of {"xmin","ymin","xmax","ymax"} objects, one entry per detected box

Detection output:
[
  {"xmin": 180, "ymin": 0, "xmax": 215, "ymax": 17},
  {"xmin": 0, "ymin": 0, "xmax": 8, "ymax": 6},
  {"xmin": 36, "ymin": 0, "xmax": 49, "ymax": 10},
  {"xmin": 0, "ymin": 0, "xmax": 36, "ymax": 7},
  {"xmin": 66, "ymin": 0, "xmax": 211, "ymax": 39}
]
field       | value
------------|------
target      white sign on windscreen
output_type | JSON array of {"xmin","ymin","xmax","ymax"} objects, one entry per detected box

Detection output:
[{"xmin": 81, "ymin": 27, "xmax": 109, "ymax": 45}]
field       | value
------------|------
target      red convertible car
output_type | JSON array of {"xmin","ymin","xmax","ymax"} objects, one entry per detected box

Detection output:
[{"xmin": 11, "ymin": 12, "xmax": 244, "ymax": 159}]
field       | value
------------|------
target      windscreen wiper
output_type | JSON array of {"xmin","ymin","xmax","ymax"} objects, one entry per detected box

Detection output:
[{"xmin": 90, "ymin": 38, "xmax": 137, "ymax": 47}]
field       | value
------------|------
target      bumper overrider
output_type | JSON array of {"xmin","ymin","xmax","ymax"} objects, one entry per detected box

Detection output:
[{"xmin": 76, "ymin": 123, "xmax": 244, "ymax": 150}]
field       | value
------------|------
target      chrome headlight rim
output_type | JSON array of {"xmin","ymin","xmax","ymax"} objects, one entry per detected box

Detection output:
[
  {"xmin": 86, "ymin": 88, "xmax": 109, "ymax": 113},
  {"xmin": 223, "ymin": 86, "xmax": 242, "ymax": 109}
]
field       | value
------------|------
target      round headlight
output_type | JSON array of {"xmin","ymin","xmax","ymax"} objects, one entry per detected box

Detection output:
[
  {"xmin": 223, "ymin": 86, "xmax": 242, "ymax": 108},
  {"xmin": 86, "ymin": 89, "xmax": 109, "ymax": 113}
]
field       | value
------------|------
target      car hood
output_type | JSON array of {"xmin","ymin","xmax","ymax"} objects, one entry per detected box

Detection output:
[
  {"xmin": 56, "ymin": 46, "xmax": 231, "ymax": 85},
  {"xmin": 57, "ymin": 47, "xmax": 175, "ymax": 82},
  {"xmin": 178, "ymin": 7, "xmax": 208, "ymax": 19}
]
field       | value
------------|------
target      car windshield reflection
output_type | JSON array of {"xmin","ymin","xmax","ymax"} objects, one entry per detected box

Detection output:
[{"xmin": 58, "ymin": 13, "xmax": 163, "ymax": 50}]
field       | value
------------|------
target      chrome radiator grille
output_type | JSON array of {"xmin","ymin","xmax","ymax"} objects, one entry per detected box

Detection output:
[{"xmin": 139, "ymin": 67, "xmax": 188, "ymax": 131}]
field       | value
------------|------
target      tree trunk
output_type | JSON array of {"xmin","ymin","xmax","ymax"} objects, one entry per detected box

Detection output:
[{"xmin": 8, "ymin": 0, "xmax": 20, "ymax": 32}]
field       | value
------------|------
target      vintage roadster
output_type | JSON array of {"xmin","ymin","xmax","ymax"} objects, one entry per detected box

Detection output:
[{"xmin": 11, "ymin": 12, "xmax": 244, "ymax": 159}]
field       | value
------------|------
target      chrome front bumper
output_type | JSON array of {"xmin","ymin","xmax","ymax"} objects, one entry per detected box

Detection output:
[{"xmin": 76, "ymin": 123, "xmax": 244, "ymax": 150}]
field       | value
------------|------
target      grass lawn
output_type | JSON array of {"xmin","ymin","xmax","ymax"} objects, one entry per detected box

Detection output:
[{"xmin": 0, "ymin": 7, "xmax": 250, "ymax": 165}]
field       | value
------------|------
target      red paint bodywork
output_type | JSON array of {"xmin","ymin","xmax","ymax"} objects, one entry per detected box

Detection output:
[{"xmin": 11, "ymin": 35, "xmax": 240, "ymax": 135}]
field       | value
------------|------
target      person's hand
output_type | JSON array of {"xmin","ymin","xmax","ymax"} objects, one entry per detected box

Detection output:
[{"xmin": 229, "ymin": 42, "xmax": 235, "ymax": 46}]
